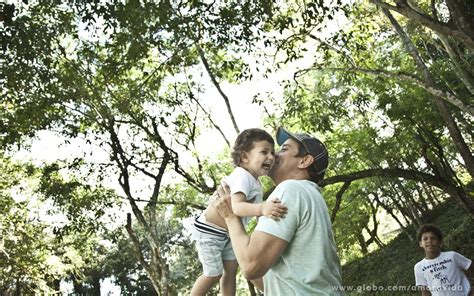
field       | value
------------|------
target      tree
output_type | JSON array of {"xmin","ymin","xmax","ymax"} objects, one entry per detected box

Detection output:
[
  {"xmin": 3, "ymin": 0, "xmax": 473, "ymax": 291},
  {"xmin": 246, "ymin": 0, "xmax": 473, "ymax": 261},
  {"xmin": 263, "ymin": 0, "xmax": 473, "ymax": 214},
  {"xmin": 0, "ymin": 156, "xmax": 54, "ymax": 294},
  {"xmin": 2, "ymin": 1, "xmax": 274, "ymax": 293},
  {"xmin": 0, "ymin": 155, "xmax": 116, "ymax": 294}
]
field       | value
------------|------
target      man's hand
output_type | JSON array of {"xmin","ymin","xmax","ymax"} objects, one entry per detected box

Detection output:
[
  {"xmin": 212, "ymin": 184, "xmax": 236, "ymax": 220},
  {"xmin": 261, "ymin": 198, "xmax": 288, "ymax": 220}
]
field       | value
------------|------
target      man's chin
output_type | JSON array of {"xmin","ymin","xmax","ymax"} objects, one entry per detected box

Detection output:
[
  {"xmin": 267, "ymin": 171, "xmax": 274, "ymax": 179},
  {"xmin": 268, "ymin": 169, "xmax": 278, "ymax": 181}
]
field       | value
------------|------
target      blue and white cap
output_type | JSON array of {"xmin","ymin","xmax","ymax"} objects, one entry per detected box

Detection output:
[{"xmin": 276, "ymin": 127, "xmax": 329, "ymax": 183}]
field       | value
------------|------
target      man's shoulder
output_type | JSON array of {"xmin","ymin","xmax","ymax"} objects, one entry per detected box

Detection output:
[
  {"xmin": 277, "ymin": 179, "xmax": 318, "ymax": 190},
  {"xmin": 275, "ymin": 180, "xmax": 322, "ymax": 205},
  {"xmin": 414, "ymin": 252, "xmax": 451, "ymax": 268},
  {"xmin": 277, "ymin": 179, "xmax": 301, "ymax": 187},
  {"xmin": 277, "ymin": 180, "xmax": 321, "ymax": 196}
]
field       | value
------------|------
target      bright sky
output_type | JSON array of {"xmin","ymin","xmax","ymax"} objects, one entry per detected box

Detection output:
[{"xmin": 11, "ymin": 68, "xmax": 287, "ymax": 167}]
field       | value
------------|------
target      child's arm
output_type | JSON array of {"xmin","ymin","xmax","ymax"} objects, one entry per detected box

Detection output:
[
  {"xmin": 231, "ymin": 192, "xmax": 287, "ymax": 219},
  {"xmin": 419, "ymin": 286, "xmax": 431, "ymax": 296},
  {"xmin": 260, "ymin": 198, "xmax": 288, "ymax": 220},
  {"xmin": 414, "ymin": 263, "xmax": 431, "ymax": 296},
  {"xmin": 466, "ymin": 262, "xmax": 473, "ymax": 296}
]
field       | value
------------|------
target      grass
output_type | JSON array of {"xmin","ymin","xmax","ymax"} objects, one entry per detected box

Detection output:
[{"xmin": 341, "ymin": 199, "xmax": 474, "ymax": 295}]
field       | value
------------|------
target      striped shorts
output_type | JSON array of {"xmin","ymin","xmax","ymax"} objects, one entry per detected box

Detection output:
[{"xmin": 191, "ymin": 216, "xmax": 236, "ymax": 276}]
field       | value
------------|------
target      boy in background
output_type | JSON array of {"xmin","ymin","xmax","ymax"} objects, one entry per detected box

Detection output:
[{"xmin": 414, "ymin": 224, "xmax": 473, "ymax": 296}]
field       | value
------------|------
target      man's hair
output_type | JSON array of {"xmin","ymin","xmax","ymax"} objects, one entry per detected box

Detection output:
[
  {"xmin": 417, "ymin": 224, "xmax": 443, "ymax": 242},
  {"xmin": 231, "ymin": 128, "xmax": 274, "ymax": 166}
]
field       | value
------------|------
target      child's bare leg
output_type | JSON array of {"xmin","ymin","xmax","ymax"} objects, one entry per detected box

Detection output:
[
  {"xmin": 220, "ymin": 259, "xmax": 238, "ymax": 296},
  {"xmin": 191, "ymin": 275, "xmax": 221, "ymax": 296}
]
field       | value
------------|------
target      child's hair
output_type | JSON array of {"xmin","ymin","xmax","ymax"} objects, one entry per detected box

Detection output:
[
  {"xmin": 417, "ymin": 224, "xmax": 443, "ymax": 242},
  {"xmin": 231, "ymin": 128, "xmax": 274, "ymax": 166}
]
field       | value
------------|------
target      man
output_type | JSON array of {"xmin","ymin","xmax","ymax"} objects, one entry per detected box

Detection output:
[{"xmin": 213, "ymin": 127, "xmax": 343, "ymax": 295}]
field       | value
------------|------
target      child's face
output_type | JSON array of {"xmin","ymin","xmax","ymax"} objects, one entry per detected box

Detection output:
[
  {"xmin": 419, "ymin": 231, "xmax": 442, "ymax": 254},
  {"xmin": 240, "ymin": 140, "xmax": 275, "ymax": 178}
]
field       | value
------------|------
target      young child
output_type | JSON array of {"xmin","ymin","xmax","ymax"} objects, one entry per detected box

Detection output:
[
  {"xmin": 414, "ymin": 224, "xmax": 473, "ymax": 296},
  {"xmin": 191, "ymin": 128, "xmax": 288, "ymax": 296}
]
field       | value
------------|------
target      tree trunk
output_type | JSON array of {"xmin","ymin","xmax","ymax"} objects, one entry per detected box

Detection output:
[
  {"xmin": 383, "ymin": 186, "xmax": 415, "ymax": 227},
  {"xmin": 382, "ymin": 8, "xmax": 474, "ymax": 204},
  {"xmin": 356, "ymin": 232, "xmax": 369, "ymax": 255},
  {"xmin": 126, "ymin": 213, "xmax": 170, "ymax": 295},
  {"xmin": 92, "ymin": 274, "xmax": 101, "ymax": 296},
  {"xmin": 437, "ymin": 35, "xmax": 474, "ymax": 95},
  {"xmin": 415, "ymin": 186, "xmax": 430, "ymax": 214},
  {"xmin": 15, "ymin": 278, "xmax": 21, "ymax": 296},
  {"xmin": 445, "ymin": 0, "xmax": 474, "ymax": 41},
  {"xmin": 373, "ymin": 192, "xmax": 414, "ymax": 241},
  {"xmin": 423, "ymin": 185, "xmax": 443, "ymax": 206},
  {"xmin": 372, "ymin": 0, "xmax": 474, "ymax": 50}
]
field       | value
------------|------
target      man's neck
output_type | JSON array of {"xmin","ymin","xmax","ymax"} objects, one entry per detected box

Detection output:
[
  {"xmin": 273, "ymin": 177, "xmax": 310, "ymax": 186},
  {"xmin": 272, "ymin": 170, "xmax": 311, "ymax": 186}
]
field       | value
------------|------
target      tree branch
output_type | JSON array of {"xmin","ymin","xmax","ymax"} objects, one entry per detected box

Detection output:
[
  {"xmin": 184, "ymin": 78, "xmax": 231, "ymax": 147},
  {"xmin": 308, "ymin": 33, "xmax": 357, "ymax": 67},
  {"xmin": 195, "ymin": 42, "xmax": 240, "ymax": 134},
  {"xmin": 295, "ymin": 66, "xmax": 474, "ymax": 116},
  {"xmin": 331, "ymin": 181, "xmax": 351, "ymax": 223},
  {"xmin": 125, "ymin": 213, "xmax": 149, "ymax": 268},
  {"xmin": 321, "ymin": 167, "xmax": 452, "ymax": 192},
  {"xmin": 126, "ymin": 213, "xmax": 162, "ymax": 293},
  {"xmin": 370, "ymin": 0, "xmax": 474, "ymax": 50}
]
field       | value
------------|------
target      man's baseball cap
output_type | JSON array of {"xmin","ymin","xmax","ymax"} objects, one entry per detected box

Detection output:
[{"xmin": 276, "ymin": 127, "xmax": 329, "ymax": 183}]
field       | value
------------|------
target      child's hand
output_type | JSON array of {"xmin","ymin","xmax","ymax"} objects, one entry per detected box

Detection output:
[{"xmin": 261, "ymin": 198, "xmax": 288, "ymax": 220}]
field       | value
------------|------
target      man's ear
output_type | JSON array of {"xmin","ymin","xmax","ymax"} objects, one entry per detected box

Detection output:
[{"xmin": 298, "ymin": 155, "xmax": 314, "ymax": 169}]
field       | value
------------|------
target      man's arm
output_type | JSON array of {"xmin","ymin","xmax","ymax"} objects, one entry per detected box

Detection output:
[
  {"xmin": 224, "ymin": 214, "xmax": 288, "ymax": 279},
  {"xmin": 419, "ymin": 286, "xmax": 431, "ymax": 296},
  {"xmin": 466, "ymin": 261, "xmax": 473, "ymax": 296},
  {"xmin": 214, "ymin": 188, "xmax": 288, "ymax": 280}
]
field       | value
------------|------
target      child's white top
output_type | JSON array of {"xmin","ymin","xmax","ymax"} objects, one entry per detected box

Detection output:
[{"xmin": 224, "ymin": 166, "xmax": 263, "ymax": 227}]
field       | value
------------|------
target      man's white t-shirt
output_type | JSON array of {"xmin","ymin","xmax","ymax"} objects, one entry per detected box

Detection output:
[
  {"xmin": 224, "ymin": 167, "xmax": 262, "ymax": 227},
  {"xmin": 414, "ymin": 251, "xmax": 472, "ymax": 295},
  {"xmin": 255, "ymin": 179, "xmax": 343, "ymax": 295}
]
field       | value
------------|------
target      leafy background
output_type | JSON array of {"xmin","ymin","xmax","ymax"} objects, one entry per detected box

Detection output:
[{"xmin": 1, "ymin": 0, "xmax": 473, "ymax": 295}]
